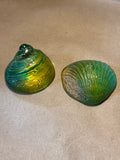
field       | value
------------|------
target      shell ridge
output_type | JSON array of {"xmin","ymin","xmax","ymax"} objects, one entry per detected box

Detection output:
[
  {"xmin": 104, "ymin": 65, "xmax": 112, "ymax": 89},
  {"xmin": 90, "ymin": 61, "xmax": 94, "ymax": 90},
  {"xmin": 71, "ymin": 63, "xmax": 84, "ymax": 86},
  {"xmin": 107, "ymin": 69, "xmax": 116, "ymax": 91},
  {"xmin": 63, "ymin": 73, "xmax": 77, "ymax": 82},
  {"xmin": 88, "ymin": 61, "xmax": 93, "ymax": 92},
  {"xmin": 77, "ymin": 62, "xmax": 92, "ymax": 98},
  {"xmin": 69, "ymin": 64, "xmax": 82, "ymax": 80},
  {"xmin": 66, "ymin": 68, "xmax": 79, "ymax": 80},
  {"xmin": 68, "ymin": 65, "xmax": 84, "ymax": 89},
  {"xmin": 77, "ymin": 62, "xmax": 91, "ymax": 100},
  {"xmin": 78, "ymin": 62, "xmax": 88, "ymax": 92},
  {"xmin": 100, "ymin": 62, "xmax": 107, "ymax": 93},
  {"xmin": 63, "ymin": 67, "xmax": 82, "ymax": 92},
  {"xmin": 93, "ymin": 61, "xmax": 98, "ymax": 94},
  {"xmin": 103, "ymin": 64, "xmax": 111, "ymax": 91},
  {"xmin": 63, "ymin": 66, "xmax": 85, "ymax": 100},
  {"xmin": 96, "ymin": 62, "xmax": 107, "ymax": 95},
  {"xmin": 62, "ymin": 75, "xmax": 79, "ymax": 98},
  {"xmin": 82, "ymin": 61, "xmax": 91, "ymax": 91},
  {"xmin": 96, "ymin": 62, "xmax": 101, "ymax": 94},
  {"xmin": 71, "ymin": 63, "xmax": 86, "ymax": 91}
]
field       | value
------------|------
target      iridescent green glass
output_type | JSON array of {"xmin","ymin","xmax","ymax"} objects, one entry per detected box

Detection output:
[
  {"xmin": 5, "ymin": 44, "xmax": 55, "ymax": 94},
  {"xmin": 61, "ymin": 60, "xmax": 117, "ymax": 106}
]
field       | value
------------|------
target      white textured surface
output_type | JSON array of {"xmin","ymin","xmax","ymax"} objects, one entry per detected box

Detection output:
[{"xmin": 0, "ymin": 0, "xmax": 120, "ymax": 159}]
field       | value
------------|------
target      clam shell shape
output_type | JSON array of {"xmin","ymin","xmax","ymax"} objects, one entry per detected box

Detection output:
[
  {"xmin": 5, "ymin": 44, "xmax": 55, "ymax": 94},
  {"xmin": 61, "ymin": 60, "xmax": 117, "ymax": 106}
]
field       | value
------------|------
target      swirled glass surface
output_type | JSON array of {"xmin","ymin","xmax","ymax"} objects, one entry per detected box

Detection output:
[{"xmin": 5, "ymin": 44, "xmax": 55, "ymax": 94}]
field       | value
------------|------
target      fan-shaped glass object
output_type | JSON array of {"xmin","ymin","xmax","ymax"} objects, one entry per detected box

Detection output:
[{"xmin": 61, "ymin": 60, "xmax": 117, "ymax": 106}]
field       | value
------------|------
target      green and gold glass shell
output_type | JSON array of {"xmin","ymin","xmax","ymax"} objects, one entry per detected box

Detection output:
[
  {"xmin": 61, "ymin": 60, "xmax": 117, "ymax": 106},
  {"xmin": 5, "ymin": 44, "xmax": 55, "ymax": 94}
]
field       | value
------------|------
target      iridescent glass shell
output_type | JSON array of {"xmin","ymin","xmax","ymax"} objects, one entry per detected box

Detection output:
[
  {"xmin": 61, "ymin": 60, "xmax": 117, "ymax": 106},
  {"xmin": 5, "ymin": 44, "xmax": 55, "ymax": 94}
]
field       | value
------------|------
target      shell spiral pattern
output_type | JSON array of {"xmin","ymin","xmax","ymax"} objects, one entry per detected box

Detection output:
[
  {"xmin": 61, "ymin": 60, "xmax": 117, "ymax": 106},
  {"xmin": 5, "ymin": 44, "xmax": 55, "ymax": 94}
]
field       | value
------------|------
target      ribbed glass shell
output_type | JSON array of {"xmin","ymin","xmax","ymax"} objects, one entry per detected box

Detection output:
[{"xmin": 61, "ymin": 60, "xmax": 117, "ymax": 106}]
